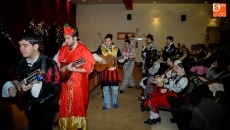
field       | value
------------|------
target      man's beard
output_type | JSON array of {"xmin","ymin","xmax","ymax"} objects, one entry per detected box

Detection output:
[{"xmin": 68, "ymin": 41, "xmax": 75, "ymax": 48}]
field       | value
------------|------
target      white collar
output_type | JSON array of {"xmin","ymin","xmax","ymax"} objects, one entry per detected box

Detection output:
[
  {"xmin": 102, "ymin": 44, "xmax": 115, "ymax": 48},
  {"xmin": 26, "ymin": 56, "xmax": 39, "ymax": 67},
  {"xmin": 167, "ymin": 42, "xmax": 173, "ymax": 48}
]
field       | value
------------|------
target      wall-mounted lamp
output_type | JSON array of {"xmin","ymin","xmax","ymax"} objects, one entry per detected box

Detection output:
[
  {"xmin": 212, "ymin": 18, "xmax": 215, "ymax": 20},
  {"xmin": 155, "ymin": 17, "xmax": 158, "ymax": 19}
]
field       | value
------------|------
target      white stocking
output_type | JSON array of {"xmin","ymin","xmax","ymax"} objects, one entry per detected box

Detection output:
[{"xmin": 150, "ymin": 111, "xmax": 159, "ymax": 119}]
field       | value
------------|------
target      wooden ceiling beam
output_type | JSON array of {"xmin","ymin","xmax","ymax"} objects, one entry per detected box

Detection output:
[{"xmin": 123, "ymin": 0, "xmax": 133, "ymax": 10}]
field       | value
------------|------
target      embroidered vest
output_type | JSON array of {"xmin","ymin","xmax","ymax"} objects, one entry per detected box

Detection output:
[{"xmin": 101, "ymin": 46, "xmax": 119, "ymax": 70}]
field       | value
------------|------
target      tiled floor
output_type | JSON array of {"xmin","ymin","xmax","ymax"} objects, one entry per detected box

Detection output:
[{"xmin": 53, "ymin": 64, "xmax": 179, "ymax": 130}]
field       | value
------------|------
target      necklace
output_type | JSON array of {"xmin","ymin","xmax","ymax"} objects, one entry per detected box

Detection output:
[{"xmin": 62, "ymin": 46, "xmax": 75, "ymax": 62}]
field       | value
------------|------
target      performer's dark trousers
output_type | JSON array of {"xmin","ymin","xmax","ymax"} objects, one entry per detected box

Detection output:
[{"xmin": 25, "ymin": 101, "xmax": 58, "ymax": 130}]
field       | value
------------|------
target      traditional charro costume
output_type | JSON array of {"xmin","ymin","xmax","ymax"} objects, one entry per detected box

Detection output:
[
  {"xmin": 94, "ymin": 38, "xmax": 123, "ymax": 110},
  {"xmin": 57, "ymin": 24, "xmax": 95, "ymax": 130},
  {"xmin": 120, "ymin": 42, "xmax": 136, "ymax": 92},
  {"xmin": 96, "ymin": 44, "xmax": 122, "ymax": 86},
  {"xmin": 2, "ymin": 53, "xmax": 61, "ymax": 130}
]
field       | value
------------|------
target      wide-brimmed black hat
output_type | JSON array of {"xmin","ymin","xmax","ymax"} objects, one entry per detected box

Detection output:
[{"xmin": 145, "ymin": 34, "xmax": 154, "ymax": 40}]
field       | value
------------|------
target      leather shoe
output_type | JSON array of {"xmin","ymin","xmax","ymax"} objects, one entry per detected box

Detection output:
[
  {"xmin": 138, "ymin": 96, "xmax": 146, "ymax": 101},
  {"xmin": 144, "ymin": 118, "xmax": 155, "ymax": 124},
  {"xmin": 150, "ymin": 117, "xmax": 161, "ymax": 125},
  {"xmin": 120, "ymin": 90, "xmax": 124, "ymax": 93},
  {"xmin": 138, "ymin": 97, "xmax": 143, "ymax": 101}
]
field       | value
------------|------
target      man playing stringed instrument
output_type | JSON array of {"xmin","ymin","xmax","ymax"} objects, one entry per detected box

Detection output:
[
  {"xmin": 2, "ymin": 32, "xmax": 61, "ymax": 130},
  {"xmin": 94, "ymin": 34, "xmax": 128, "ymax": 110},
  {"xmin": 55, "ymin": 23, "xmax": 95, "ymax": 130},
  {"xmin": 120, "ymin": 39, "xmax": 136, "ymax": 93}
]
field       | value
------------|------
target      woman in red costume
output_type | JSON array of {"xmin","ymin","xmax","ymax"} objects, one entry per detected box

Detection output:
[
  {"xmin": 143, "ymin": 60, "xmax": 188, "ymax": 125},
  {"xmin": 138, "ymin": 56, "xmax": 176, "ymax": 101},
  {"xmin": 56, "ymin": 23, "xmax": 95, "ymax": 130}
]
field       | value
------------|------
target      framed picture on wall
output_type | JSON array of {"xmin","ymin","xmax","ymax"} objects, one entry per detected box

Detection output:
[{"xmin": 117, "ymin": 32, "xmax": 145, "ymax": 40}]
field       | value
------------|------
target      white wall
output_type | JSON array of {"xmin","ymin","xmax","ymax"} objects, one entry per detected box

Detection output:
[{"xmin": 76, "ymin": 4, "xmax": 229, "ymax": 61}]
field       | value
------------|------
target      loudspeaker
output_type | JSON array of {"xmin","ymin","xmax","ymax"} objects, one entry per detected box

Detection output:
[
  {"xmin": 127, "ymin": 14, "xmax": 131, "ymax": 20},
  {"xmin": 181, "ymin": 15, "xmax": 186, "ymax": 21}
]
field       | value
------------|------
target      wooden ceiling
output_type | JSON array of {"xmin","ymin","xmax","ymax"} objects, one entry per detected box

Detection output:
[{"xmin": 70, "ymin": 0, "xmax": 228, "ymax": 10}]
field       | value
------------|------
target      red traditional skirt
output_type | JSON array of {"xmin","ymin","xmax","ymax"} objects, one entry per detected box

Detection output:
[{"xmin": 143, "ymin": 85, "xmax": 178, "ymax": 113}]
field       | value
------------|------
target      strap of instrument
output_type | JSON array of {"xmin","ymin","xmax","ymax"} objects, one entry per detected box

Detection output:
[
  {"xmin": 41, "ymin": 55, "xmax": 47, "ymax": 82},
  {"xmin": 41, "ymin": 55, "xmax": 47, "ymax": 72}
]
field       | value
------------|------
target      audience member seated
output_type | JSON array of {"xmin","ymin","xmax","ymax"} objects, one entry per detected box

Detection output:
[
  {"xmin": 175, "ymin": 43, "xmax": 182, "ymax": 58},
  {"xmin": 174, "ymin": 98, "xmax": 226, "ymax": 130},
  {"xmin": 198, "ymin": 44, "xmax": 216, "ymax": 67},
  {"xmin": 180, "ymin": 56, "xmax": 228, "ymax": 108},
  {"xmin": 155, "ymin": 54, "xmax": 169, "ymax": 76},
  {"xmin": 189, "ymin": 44, "xmax": 197, "ymax": 59},
  {"xmin": 138, "ymin": 56, "xmax": 175, "ymax": 101},
  {"xmin": 141, "ymin": 61, "xmax": 188, "ymax": 125},
  {"xmin": 189, "ymin": 44, "xmax": 206, "ymax": 64},
  {"xmin": 196, "ymin": 56, "xmax": 227, "ymax": 86},
  {"xmin": 190, "ymin": 55, "xmax": 227, "ymax": 87},
  {"xmin": 138, "ymin": 55, "xmax": 160, "ymax": 101},
  {"xmin": 178, "ymin": 48, "xmax": 190, "ymax": 73},
  {"xmin": 206, "ymin": 62, "xmax": 230, "ymax": 100}
]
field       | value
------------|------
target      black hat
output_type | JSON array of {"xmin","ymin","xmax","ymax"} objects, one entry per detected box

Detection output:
[
  {"xmin": 145, "ymin": 34, "xmax": 154, "ymax": 40},
  {"xmin": 105, "ymin": 34, "xmax": 113, "ymax": 39}
]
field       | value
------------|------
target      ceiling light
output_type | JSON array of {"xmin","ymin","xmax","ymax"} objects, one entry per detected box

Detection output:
[{"xmin": 205, "ymin": 2, "xmax": 207, "ymax": 4}]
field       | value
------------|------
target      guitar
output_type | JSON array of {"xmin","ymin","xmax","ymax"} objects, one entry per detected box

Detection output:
[
  {"xmin": 13, "ymin": 69, "xmax": 44, "ymax": 95},
  {"xmin": 94, "ymin": 53, "xmax": 136, "ymax": 72},
  {"xmin": 60, "ymin": 58, "xmax": 85, "ymax": 81}
]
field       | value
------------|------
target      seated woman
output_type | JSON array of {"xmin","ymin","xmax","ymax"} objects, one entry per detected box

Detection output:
[
  {"xmin": 198, "ymin": 44, "xmax": 216, "ymax": 67},
  {"xmin": 179, "ymin": 48, "xmax": 189, "ymax": 64},
  {"xmin": 138, "ymin": 56, "xmax": 174, "ymax": 101},
  {"xmin": 194, "ymin": 56, "xmax": 226, "ymax": 87},
  {"xmin": 158, "ymin": 56, "xmax": 176, "ymax": 86},
  {"xmin": 178, "ymin": 48, "xmax": 190, "ymax": 74},
  {"xmin": 142, "ymin": 60, "xmax": 188, "ymax": 125},
  {"xmin": 198, "ymin": 57, "xmax": 229, "ymax": 99},
  {"xmin": 138, "ymin": 57, "xmax": 160, "ymax": 97}
]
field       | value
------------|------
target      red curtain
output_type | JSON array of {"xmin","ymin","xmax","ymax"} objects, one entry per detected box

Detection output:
[{"xmin": 0, "ymin": 0, "xmax": 76, "ymax": 46}]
